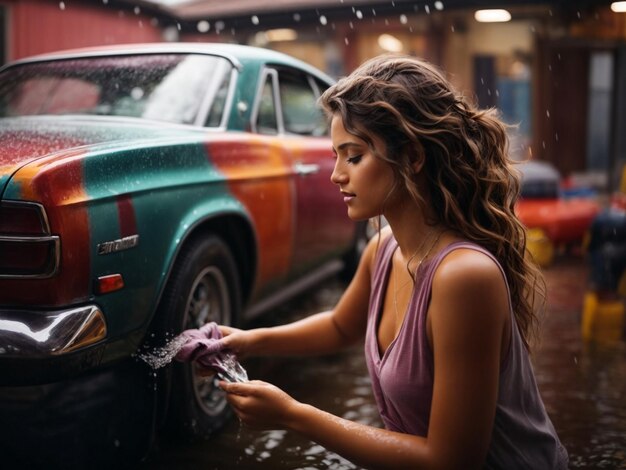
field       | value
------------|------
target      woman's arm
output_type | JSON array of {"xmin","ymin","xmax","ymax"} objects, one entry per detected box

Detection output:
[
  {"xmin": 425, "ymin": 248, "xmax": 510, "ymax": 468},
  {"xmin": 221, "ymin": 379, "xmax": 428, "ymax": 470},
  {"xmin": 222, "ymin": 248, "xmax": 510, "ymax": 469},
  {"xmin": 219, "ymin": 230, "xmax": 385, "ymax": 358}
]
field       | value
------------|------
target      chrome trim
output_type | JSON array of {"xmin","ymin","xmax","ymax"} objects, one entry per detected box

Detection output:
[
  {"xmin": 0, "ymin": 305, "xmax": 107, "ymax": 357},
  {"xmin": 0, "ymin": 200, "xmax": 60, "ymax": 279},
  {"xmin": 219, "ymin": 66, "xmax": 239, "ymax": 130},
  {"xmin": 250, "ymin": 67, "xmax": 282, "ymax": 135},
  {"xmin": 245, "ymin": 259, "xmax": 343, "ymax": 320},
  {"xmin": 0, "ymin": 235, "xmax": 60, "ymax": 279},
  {"xmin": 194, "ymin": 58, "xmax": 237, "ymax": 130}
]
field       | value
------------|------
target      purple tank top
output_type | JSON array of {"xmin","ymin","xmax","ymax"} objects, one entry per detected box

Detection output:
[{"xmin": 365, "ymin": 236, "xmax": 568, "ymax": 468}]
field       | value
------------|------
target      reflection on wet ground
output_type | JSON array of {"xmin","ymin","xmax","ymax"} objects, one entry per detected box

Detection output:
[
  {"xmin": 142, "ymin": 255, "xmax": 626, "ymax": 470},
  {"xmin": 535, "ymin": 257, "xmax": 626, "ymax": 469}
]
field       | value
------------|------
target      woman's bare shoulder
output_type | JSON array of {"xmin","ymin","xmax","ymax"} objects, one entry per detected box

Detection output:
[{"xmin": 432, "ymin": 247, "xmax": 508, "ymax": 310}]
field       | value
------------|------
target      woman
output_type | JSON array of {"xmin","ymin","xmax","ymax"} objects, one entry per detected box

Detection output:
[{"xmin": 217, "ymin": 55, "xmax": 568, "ymax": 469}]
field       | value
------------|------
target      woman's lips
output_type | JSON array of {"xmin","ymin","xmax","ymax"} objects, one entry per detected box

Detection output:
[{"xmin": 341, "ymin": 192, "xmax": 356, "ymax": 203}]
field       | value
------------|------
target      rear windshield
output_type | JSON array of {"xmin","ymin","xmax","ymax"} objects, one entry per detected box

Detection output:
[{"xmin": 0, "ymin": 54, "xmax": 234, "ymax": 127}]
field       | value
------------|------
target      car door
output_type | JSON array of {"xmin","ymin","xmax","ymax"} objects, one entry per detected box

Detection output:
[{"xmin": 253, "ymin": 66, "xmax": 354, "ymax": 274}]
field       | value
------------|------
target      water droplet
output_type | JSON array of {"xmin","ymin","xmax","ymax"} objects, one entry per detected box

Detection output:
[
  {"xmin": 546, "ymin": 109, "xmax": 551, "ymax": 118},
  {"xmin": 400, "ymin": 14, "xmax": 408, "ymax": 24},
  {"xmin": 319, "ymin": 15, "xmax": 327, "ymax": 25},
  {"xmin": 344, "ymin": 37, "xmax": 350, "ymax": 45},
  {"xmin": 434, "ymin": 1, "xmax": 444, "ymax": 10},
  {"xmin": 59, "ymin": 1, "xmax": 65, "ymax": 10},
  {"xmin": 425, "ymin": 5, "xmax": 430, "ymax": 14},
  {"xmin": 355, "ymin": 10, "xmax": 363, "ymax": 19},
  {"xmin": 251, "ymin": 15, "xmax": 259, "ymax": 25},
  {"xmin": 293, "ymin": 13, "xmax": 301, "ymax": 22},
  {"xmin": 134, "ymin": 6, "xmax": 140, "ymax": 15},
  {"xmin": 197, "ymin": 20, "xmax": 210, "ymax": 33}
]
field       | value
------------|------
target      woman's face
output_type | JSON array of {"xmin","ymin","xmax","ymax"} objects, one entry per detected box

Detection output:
[{"xmin": 330, "ymin": 115, "xmax": 398, "ymax": 221}]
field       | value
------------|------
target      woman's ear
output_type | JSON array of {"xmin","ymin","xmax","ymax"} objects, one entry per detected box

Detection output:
[
  {"xmin": 412, "ymin": 158, "xmax": 425, "ymax": 173},
  {"xmin": 408, "ymin": 146, "xmax": 425, "ymax": 173}
]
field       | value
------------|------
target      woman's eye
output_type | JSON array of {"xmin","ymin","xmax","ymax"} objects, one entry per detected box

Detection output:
[{"xmin": 347, "ymin": 155, "xmax": 362, "ymax": 164}]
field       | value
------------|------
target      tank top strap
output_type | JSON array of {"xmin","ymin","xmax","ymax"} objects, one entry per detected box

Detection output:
[
  {"xmin": 422, "ymin": 241, "xmax": 511, "ymax": 302},
  {"xmin": 371, "ymin": 233, "xmax": 398, "ymax": 283}
]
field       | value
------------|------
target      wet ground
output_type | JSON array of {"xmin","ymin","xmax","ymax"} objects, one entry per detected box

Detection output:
[{"xmin": 141, "ymin": 253, "xmax": 626, "ymax": 470}]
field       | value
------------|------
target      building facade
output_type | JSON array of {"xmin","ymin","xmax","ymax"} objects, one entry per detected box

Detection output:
[{"xmin": 2, "ymin": 0, "xmax": 625, "ymax": 190}]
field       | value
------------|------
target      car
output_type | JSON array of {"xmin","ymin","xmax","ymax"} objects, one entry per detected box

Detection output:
[
  {"xmin": 515, "ymin": 160, "xmax": 601, "ymax": 266},
  {"xmin": 0, "ymin": 43, "xmax": 366, "ymax": 464}
]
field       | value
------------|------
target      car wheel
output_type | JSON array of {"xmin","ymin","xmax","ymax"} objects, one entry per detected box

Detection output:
[{"xmin": 158, "ymin": 234, "xmax": 241, "ymax": 440}]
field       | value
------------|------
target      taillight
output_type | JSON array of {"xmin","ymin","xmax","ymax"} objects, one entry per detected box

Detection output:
[{"xmin": 0, "ymin": 201, "xmax": 60, "ymax": 278}]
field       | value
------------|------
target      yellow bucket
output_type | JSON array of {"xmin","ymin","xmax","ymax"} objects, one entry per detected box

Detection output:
[
  {"xmin": 526, "ymin": 228, "xmax": 554, "ymax": 268},
  {"xmin": 581, "ymin": 291, "xmax": 625, "ymax": 342}
]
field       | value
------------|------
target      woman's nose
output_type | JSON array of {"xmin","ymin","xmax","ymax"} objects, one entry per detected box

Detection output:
[{"xmin": 330, "ymin": 161, "xmax": 347, "ymax": 185}]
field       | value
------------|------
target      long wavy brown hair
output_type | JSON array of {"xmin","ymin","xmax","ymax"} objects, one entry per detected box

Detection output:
[{"xmin": 320, "ymin": 54, "xmax": 545, "ymax": 350}]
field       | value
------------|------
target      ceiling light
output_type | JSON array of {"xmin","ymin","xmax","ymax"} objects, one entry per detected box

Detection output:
[
  {"xmin": 474, "ymin": 9, "xmax": 512, "ymax": 23},
  {"xmin": 265, "ymin": 28, "xmax": 298, "ymax": 42},
  {"xmin": 611, "ymin": 2, "xmax": 626, "ymax": 12},
  {"xmin": 378, "ymin": 34, "xmax": 403, "ymax": 53}
]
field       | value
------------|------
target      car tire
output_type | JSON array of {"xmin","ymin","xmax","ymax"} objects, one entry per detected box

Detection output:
[{"xmin": 157, "ymin": 233, "xmax": 241, "ymax": 440}]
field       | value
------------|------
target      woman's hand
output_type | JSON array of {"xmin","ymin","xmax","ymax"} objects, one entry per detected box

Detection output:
[
  {"xmin": 218, "ymin": 325, "xmax": 256, "ymax": 360},
  {"xmin": 220, "ymin": 380, "xmax": 300, "ymax": 430}
]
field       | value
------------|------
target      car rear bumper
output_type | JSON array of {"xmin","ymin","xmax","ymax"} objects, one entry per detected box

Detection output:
[{"xmin": 0, "ymin": 305, "xmax": 108, "ymax": 385}]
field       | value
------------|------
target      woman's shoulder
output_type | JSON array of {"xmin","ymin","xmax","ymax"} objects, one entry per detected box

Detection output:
[
  {"xmin": 432, "ymin": 244, "xmax": 507, "ymax": 298},
  {"xmin": 429, "ymin": 242, "xmax": 510, "ymax": 341}
]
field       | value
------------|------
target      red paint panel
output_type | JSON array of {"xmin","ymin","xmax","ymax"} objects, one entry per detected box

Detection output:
[
  {"xmin": 207, "ymin": 136, "xmax": 294, "ymax": 286},
  {"xmin": 0, "ymin": 131, "xmax": 85, "ymax": 183},
  {"xmin": 116, "ymin": 195, "xmax": 137, "ymax": 237},
  {"xmin": 1, "ymin": 150, "xmax": 91, "ymax": 306}
]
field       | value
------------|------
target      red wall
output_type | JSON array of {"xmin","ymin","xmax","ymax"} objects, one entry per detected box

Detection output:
[{"xmin": 4, "ymin": 0, "xmax": 163, "ymax": 61}]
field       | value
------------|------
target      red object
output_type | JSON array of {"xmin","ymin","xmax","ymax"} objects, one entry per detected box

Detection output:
[
  {"xmin": 96, "ymin": 274, "xmax": 125, "ymax": 295},
  {"xmin": 516, "ymin": 198, "xmax": 601, "ymax": 244}
]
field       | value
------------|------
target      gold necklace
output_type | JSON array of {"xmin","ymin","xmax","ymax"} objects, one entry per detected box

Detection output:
[{"xmin": 392, "ymin": 230, "xmax": 445, "ymax": 328}]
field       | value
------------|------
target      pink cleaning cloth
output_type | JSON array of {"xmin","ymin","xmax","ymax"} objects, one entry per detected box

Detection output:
[
  {"xmin": 174, "ymin": 322, "xmax": 225, "ymax": 367},
  {"xmin": 174, "ymin": 322, "xmax": 248, "ymax": 382}
]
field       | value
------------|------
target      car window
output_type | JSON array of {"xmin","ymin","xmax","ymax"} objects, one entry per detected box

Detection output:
[
  {"xmin": 256, "ymin": 74, "xmax": 278, "ymax": 135},
  {"xmin": 277, "ymin": 69, "xmax": 327, "ymax": 136},
  {"xmin": 0, "ymin": 54, "xmax": 233, "ymax": 127},
  {"xmin": 203, "ymin": 62, "xmax": 232, "ymax": 128}
]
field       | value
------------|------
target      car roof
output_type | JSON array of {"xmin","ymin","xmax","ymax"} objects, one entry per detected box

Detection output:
[{"xmin": 3, "ymin": 42, "xmax": 335, "ymax": 84}]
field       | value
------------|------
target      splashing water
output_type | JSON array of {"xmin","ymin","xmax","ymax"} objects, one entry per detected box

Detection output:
[
  {"xmin": 212, "ymin": 353, "xmax": 249, "ymax": 383},
  {"xmin": 137, "ymin": 333, "xmax": 248, "ymax": 383},
  {"xmin": 137, "ymin": 334, "xmax": 188, "ymax": 369}
]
